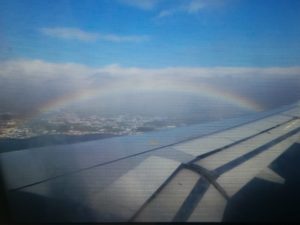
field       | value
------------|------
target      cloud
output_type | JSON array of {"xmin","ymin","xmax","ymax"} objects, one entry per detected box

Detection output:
[
  {"xmin": 157, "ymin": 8, "xmax": 179, "ymax": 18},
  {"xmin": 96, "ymin": 33, "xmax": 150, "ymax": 43},
  {"xmin": 119, "ymin": 0, "xmax": 159, "ymax": 10},
  {"xmin": 40, "ymin": 27, "xmax": 150, "ymax": 43},
  {"xmin": 40, "ymin": 27, "xmax": 98, "ymax": 42},
  {"xmin": 118, "ymin": 0, "xmax": 224, "ymax": 19},
  {"xmin": 0, "ymin": 59, "xmax": 300, "ymax": 114},
  {"xmin": 2, "ymin": 59, "xmax": 300, "ymax": 83},
  {"xmin": 186, "ymin": 0, "xmax": 206, "ymax": 13},
  {"xmin": 95, "ymin": 64, "xmax": 300, "ymax": 79},
  {"xmin": 157, "ymin": 0, "xmax": 223, "ymax": 18},
  {"xmin": 2, "ymin": 59, "xmax": 300, "ymax": 84},
  {"xmin": 0, "ymin": 59, "xmax": 93, "ymax": 113}
]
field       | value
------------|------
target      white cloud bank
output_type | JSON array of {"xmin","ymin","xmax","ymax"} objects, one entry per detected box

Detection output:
[
  {"xmin": 1, "ymin": 59, "xmax": 300, "ymax": 82},
  {"xmin": 0, "ymin": 59, "xmax": 300, "ymax": 113},
  {"xmin": 40, "ymin": 27, "xmax": 150, "ymax": 43},
  {"xmin": 1, "ymin": 59, "xmax": 300, "ymax": 98}
]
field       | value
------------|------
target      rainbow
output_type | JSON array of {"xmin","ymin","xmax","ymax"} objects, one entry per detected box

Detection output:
[{"xmin": 22, "ymin": 80, "xmax": 265, "ymax": 124}]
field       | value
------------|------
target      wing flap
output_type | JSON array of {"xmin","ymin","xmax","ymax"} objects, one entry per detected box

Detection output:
[
  {"xmin": 187, "ymin": 185, "xmax": 227, "ymax": 222},
  {"xmin": 133, "ymin": 168, "xmax": 200, "ymax": 222},
  {"xmin": 89, "ymin": 156, "xmax": 180, "ymax": 221}
]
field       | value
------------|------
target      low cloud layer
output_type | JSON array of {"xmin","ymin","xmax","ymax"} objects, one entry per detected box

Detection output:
[{"xmin": 0, "ymin": 59, "xmax": 300, "ymax": 114}]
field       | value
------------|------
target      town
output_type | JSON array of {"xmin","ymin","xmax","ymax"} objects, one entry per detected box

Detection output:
[{"xmin": 0, "ymin": 112, "xmax": 178, "ymax": 139}]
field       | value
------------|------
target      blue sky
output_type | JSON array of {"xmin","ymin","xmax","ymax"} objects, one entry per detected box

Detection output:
[{"xmin": 1, "ymin": 0, "xmax": 300, "ymax": 67}]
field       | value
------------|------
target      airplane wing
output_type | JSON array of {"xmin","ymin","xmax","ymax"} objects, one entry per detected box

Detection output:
[{"xmin": 1, "ymin": 101, "xmax": 300, "ymax": 222}]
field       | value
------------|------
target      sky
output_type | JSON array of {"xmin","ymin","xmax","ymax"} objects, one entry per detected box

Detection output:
[
  {"xmin": 1, "ymin": 0, "xmax": 300, "ymax": 67},
  {"xmin": 0, "ymin": 0, "xmax": 300, "ymax": 116}
]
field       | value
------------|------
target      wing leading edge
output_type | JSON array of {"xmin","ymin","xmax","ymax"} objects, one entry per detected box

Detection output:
[{"xmin": 1, "ymin": 101, "xmax": 300, "ymax": 222}]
